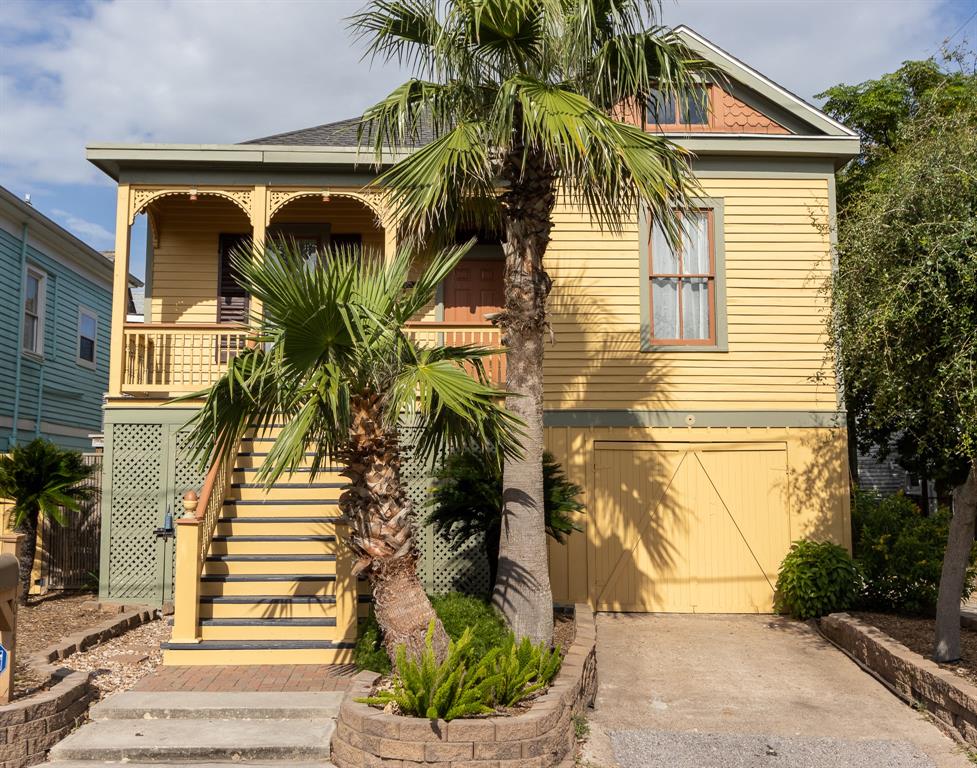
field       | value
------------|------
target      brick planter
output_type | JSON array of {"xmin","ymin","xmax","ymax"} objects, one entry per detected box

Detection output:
[
  {"xmin": 0, "ymin": 605, "xmax": 158, "ymax": 768},
  {"xmin": 333, "ymin": 603, "xmax": 598, "ymax": 768},
  {"xmin": 820, "ymin": 612, "xmax": 977, "ymax": 747}
]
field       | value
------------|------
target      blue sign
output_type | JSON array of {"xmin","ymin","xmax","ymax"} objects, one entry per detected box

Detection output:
[{"xmin": 0, "ymin": 644, "xmax": 7, "ymax": 675}]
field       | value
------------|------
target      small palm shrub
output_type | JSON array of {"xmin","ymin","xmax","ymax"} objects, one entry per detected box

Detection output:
[
  {"xmin": 427, "ymin": 449, "xmax": 583, "ymax": 586},
  {"xmin": 0, "ymin": 439, "xmax": 96, "ymax": 599},
  {"xmin": 853, "ymin": 490, "xmax": 976, "ymax": 615},
  {"xmin": 775, "ymin": 540, "xmax": 860, "ymax": 620},
  {"xmin": 359, "ymin": 623, "xmax": 496, "ymax": 720},
  {"xmin": 355, "ymin": 592, "xmax": 508, "ymax": 675},
  {"xmin": 482, "ymin": 635, "xmax": 562, "ymax": 707}
]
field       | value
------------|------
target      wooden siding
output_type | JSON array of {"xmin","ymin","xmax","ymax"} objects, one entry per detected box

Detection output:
[
  {"xmin": 544, "ymin": 176, "xmax": 836, "ymax": 411},
  {"xmin": 0, "ymin": 225, "xmax": 111, "ymax": 450},
  {"xmin": 545, "ymin": 424, "xmax": 850, "ymax": 609},
  {"xmin": 148, "ymin": 196, "xmax": 251, "ymax": 323}
]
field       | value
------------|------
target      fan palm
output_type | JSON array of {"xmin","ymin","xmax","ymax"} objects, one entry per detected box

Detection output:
[
  {"xmin": 352, "ymin": 0, "xmax": 707, "ymax": 642},
  {"xmin": 0, "ymin": 439, "xmax": 96, "ymax": 602},
  {"xmin": 183, "ymin": 240, "xmax": 521, "ymax": 662}
]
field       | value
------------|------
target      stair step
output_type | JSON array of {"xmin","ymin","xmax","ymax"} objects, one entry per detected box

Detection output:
[
  {"xmin": 199, "ymin": 617, "xmax": 340, "ymax": 641},
  {"xmin": 208, "ymin": 538, "xmax": 337, "ymax": 556},
  {"xmin": 90, "ymin": 691, "xmax": 345, "ymax": 720},
  {"xmin": 205, "ymin": 554, "xmax": 337, "ymax": 576},
  {"xmin": 231, "ymin": 482, "xmax": 344, "ymax": 489},
  {"xmin": 47, "ymin": 718, "xmax": 334, "ymax": 762},
  {"xmin": 208, "ymin": 554, "xmax": 336, "ymax": 561},
  {"xmin": 40, "ymin": 762, "xmax": 334, "ymax": 768},
  {"xmin": 211, "ymin": 535, "xmax": 337, "ymax": 541},
  {"xmin": 162, "ymin": 640, "xmax": 355, "ymax": 650},
  {"xmin": 201, "ymin": 617, "xmax": 337, "ymax": 626},
  {"xmin": 227, "ymin": 499, "xmax": 339, "ymax": 506},
  {"xmin": 217, "ymin": 517, "xmax": 341, "ymax": 524},
  {"xmin": 201, "ymin": 574, "xmax": 336, "ymax": 582},
  {"xmin": 200, "ymin": 595, "xmax": 338, "ymax": 604}
]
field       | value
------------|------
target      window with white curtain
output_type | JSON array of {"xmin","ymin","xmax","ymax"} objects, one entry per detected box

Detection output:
[{"xmin": 649, "ymin": 209, "xmax": 716, "ymax": 344}]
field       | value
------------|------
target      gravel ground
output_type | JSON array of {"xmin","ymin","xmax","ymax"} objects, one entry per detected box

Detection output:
[
  {"xmin": 608, "ymin": 730, "xmax": 937, "ymax": 768},
  {"xmin": 64, "ymin": 618, "xmax": 168, "ymax": 698},
  {"xmin": 853, "ymin": 612, "xmax": 977, "ymax": 687}
]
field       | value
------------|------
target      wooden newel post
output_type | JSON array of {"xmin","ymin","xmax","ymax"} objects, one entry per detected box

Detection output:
[
  {"xmin": 171, "ymin": 492, "xmax": 202, "ymax": 643},
  {"xmin": 0, "ymin": 533, "xmax": 24, "ymax": 705}
]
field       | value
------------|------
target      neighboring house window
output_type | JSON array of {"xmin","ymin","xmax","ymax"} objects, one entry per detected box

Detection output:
[
  {"xmin": 78, "ymin": 307, "xmax": 98, "ymax": 366},
  {"xmin": 22, "ymin": 267, "xmax": 46, "ymax": 355},
  {"xmin": 647, "ymin": 86, "xmax": 710, "ymax": 126},
  {"xmin": 649, "ymin": 210, "xmax": 716, "ymax": 344}
]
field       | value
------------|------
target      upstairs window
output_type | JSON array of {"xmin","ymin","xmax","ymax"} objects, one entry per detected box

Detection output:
[
  {"xmin": 647, "ymin": 86, "xmax": 710, "ymax": 127},
  {"xmin": 78, "ymin": 307, "xmax": 98, "ymax": 366},
  {"xmin": 22, "ymin": 267, "xmax": 46, "ymax": 355},
  {"xmin": 649, "ymin": 210, "xmax": 716, "ymax": 344}
]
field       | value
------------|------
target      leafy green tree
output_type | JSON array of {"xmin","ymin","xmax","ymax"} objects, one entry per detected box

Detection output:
[
  {"xmin": 818, "ymin": 51, "xmax": 977, "ymax": 205},
  {"xmin": 352, "ymin": 0, "xmax": 705, "ymax": 643},
  {"xmin": 831, "ymin": 101, "xmax": 977, "ymax": 662},
  {"xmin": 0, "ymin": 439, "xmax": 96, "ymax": 601},
  {"xmin": 184, "ymin": 241, "xmax": 521, "ymax": 662},
  {"xmin": 427, "ymin": 449, "xmax": 583, "ymax": 587}
]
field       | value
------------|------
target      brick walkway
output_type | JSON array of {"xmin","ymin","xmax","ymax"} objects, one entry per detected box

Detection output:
[{"xmin": 133, "ymin": 664, "xmax": 357, "ymax": 692}]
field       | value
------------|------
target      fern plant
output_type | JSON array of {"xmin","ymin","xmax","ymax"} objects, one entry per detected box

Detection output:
[
  {"xmin": 482, "ymin": 636, "xmax": 563, "ymax": 708},
  {"xmin": 358, "ymin": 622, "xmax": 497, "ymax": 720}
]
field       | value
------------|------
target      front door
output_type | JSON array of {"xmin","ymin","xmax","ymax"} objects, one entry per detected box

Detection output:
[{"xmin": 443, "ymin": 259, "xmax": 504, "ymax": 323}]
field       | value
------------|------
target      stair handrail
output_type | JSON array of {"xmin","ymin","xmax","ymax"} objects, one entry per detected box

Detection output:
[{"xmin": 194, "ymin": 444, "xmax": 237, "ymax": 568}]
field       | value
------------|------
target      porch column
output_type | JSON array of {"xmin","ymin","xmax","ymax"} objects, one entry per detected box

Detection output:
[
  {"xmin": 250, "ymin": 184, "xmax": 267, "ymax": 320},
  {"xmin": 107, "ymin": 184, "xmax": 131, "ymax": 397}
]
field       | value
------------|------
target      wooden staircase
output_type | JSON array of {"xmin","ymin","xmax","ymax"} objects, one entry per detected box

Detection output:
[{"xmin": 162, "ymin": 431, "xmax": 364, "ymax": 665}]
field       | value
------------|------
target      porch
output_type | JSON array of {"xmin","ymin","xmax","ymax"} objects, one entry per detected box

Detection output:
[{"xmin": 108, "ymin": 184, "xmax": 506, "ymax": 399}]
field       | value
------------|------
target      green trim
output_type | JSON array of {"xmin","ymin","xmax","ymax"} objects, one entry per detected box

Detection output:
[
  {"xmin": 692, "ymin": 157, "xmax": 836, "ymax": 176},
  {"xmin": 640, "ymin": 197, "xmax": 728, "ymax": 353},
  {"xmin": 543, "ymin": 409, "xmax": 846, "ymax": 429},
  {"xmin": 103, "ymin": 405, "xmax": 199, "ymax": 425},
  {"xmin": 672, "ymin": 135, "xmax": 859, "ymax": 160}
]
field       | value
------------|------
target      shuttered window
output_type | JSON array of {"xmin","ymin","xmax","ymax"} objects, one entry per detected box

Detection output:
[{"xmin": 218, "ymin": 234, "xmax": 250, "ymax": 324}]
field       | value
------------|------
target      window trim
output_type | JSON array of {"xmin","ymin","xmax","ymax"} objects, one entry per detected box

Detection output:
[
  {"xmin": 77, "ymin": 305, "xmax": 98, "ymax": 369},
  {"xmin": 640, "ymin": 198, "xmax": 728, "ymax": 352},
  {"xmin": 22, "ymin": 265, "xmax": 47, "ymax": 359}
]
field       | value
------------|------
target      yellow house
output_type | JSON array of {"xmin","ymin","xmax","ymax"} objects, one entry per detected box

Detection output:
[{"xmin": 87, "ymin": 27, "xmax": 859, "ymax": 665}]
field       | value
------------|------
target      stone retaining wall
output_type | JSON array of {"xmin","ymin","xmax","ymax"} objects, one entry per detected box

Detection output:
[
  {"xmin": 0, "ymin": 604, "xmax": 157, "ymax": 768},
  {"xmin": 333, "ymin": 603, "xmax": 598, "ymax": 768},
  {"xmin": 820, "ymin": 612, "xmax": 977, "ymax": 747}
]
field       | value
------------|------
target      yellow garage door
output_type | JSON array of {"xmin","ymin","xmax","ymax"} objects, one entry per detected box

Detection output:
[{"xmin": 592, "ymin": 441, "xmax": 790, "ymax": 613}]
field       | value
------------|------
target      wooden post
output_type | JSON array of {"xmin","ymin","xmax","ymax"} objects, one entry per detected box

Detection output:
[
  {"xmin": 250, "ymin": 185, "xmax": 267, "ymax": 321},
  {"xmin": 108, "ymin": 184, "xmax": 131, "ymax": 397},
  {"xmin": 0, "ymin": 534, "xmax": 24, "ymax": 705},
  {"xmin": 170, "ymin": 492, "xmax": 201, "ymax": 643}
]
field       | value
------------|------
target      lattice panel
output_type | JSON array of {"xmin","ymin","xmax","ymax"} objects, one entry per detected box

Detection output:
[
  {"xmin": 400, "ymin": 427, "xmax": 491, "ymax": 597},
  {"xmin": 106, "ymin": 423, "xmax": 165, "ymax": 602},
  {"xmin": 172, "ymin": 431, "xmax": 205, "ymax": 518}
]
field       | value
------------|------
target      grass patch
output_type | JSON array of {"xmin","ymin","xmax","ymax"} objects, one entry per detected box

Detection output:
[{"xmin": 353, "ymin": 592, "xmax": 508, "ymax": 675}]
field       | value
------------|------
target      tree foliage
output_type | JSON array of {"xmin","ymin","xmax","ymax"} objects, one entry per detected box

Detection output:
[{"xmin": 831, "ymin": 104, "xmax": 977, "ymax": 476}]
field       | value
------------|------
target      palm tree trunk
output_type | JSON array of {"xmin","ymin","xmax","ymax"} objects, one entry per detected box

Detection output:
[
  {"xmin": 14, "ymin": 512, "xmax": 38, "ymax": 605},
  {"xmin": 340, "ymin": 393, "xmax": 449, "ymax": 662},
  {"xmin": 492, "ymin": 144, "xmax": 557, "ymax": 645},
  {"xmin": 934, "ymin": 462, "xmax": 977, "ymax": 662}
]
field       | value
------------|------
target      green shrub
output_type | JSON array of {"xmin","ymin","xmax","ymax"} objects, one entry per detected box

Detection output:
[
  {"xmin": 853, "ymin": 490, "xmax": 976, "ymax": 615},
  {"xmin": 775, "ymin": 540, "xmax": 860, "ymax": 620},
  {"xmin": 354, "ymin": 593, "xmax": 508, "ymax": 674},
  {"xmin": 427, "ymin": 449, "xmax": 583, "ymax": 586},
  {"xmin": 359, "ymin": 623, "xmax": 496, "ymax": 720},
  {"xmin": 482, "ymin": 635, "xmax": 562, "ymax": 707}
]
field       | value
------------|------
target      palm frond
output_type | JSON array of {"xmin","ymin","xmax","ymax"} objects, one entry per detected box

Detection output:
[{"xmin": 349, "ymin": 0, "xmax": 445, "ymax": 77}]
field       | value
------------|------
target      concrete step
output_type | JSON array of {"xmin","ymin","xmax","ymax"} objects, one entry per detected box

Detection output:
[
  {"xmin": 90, "ymin": 691, "xmax": 344, "ymax": 721},
  {"xmin": 47, "ymin": 718, "xmax": 334, "ymax": 762}
]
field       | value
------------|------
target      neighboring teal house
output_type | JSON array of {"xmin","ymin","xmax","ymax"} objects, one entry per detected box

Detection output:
[{"xmin": 0, "ymin": 185, "xmax": 115, "ymax": 451}]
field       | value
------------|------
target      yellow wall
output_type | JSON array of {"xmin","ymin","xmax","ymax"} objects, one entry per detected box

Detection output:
[
  {"xmin": 148, "ymin": 196, "xmax": 251, "ymax": 323},
  {"xmin": 545, "ymin": 424, "xmax": 851, "ymax": 608},
  {"xmin": 544, "ymin": 177, "xmax": 836, "ymax": 411}
]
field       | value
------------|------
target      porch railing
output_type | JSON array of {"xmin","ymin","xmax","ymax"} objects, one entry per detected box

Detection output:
[
  {"xmin": 121, "ymin": 324, "xmax": 249, "ymax": 394},
  {"xmin": 405, "ymin": 323, "xmax": 506, "ymax": 387}
]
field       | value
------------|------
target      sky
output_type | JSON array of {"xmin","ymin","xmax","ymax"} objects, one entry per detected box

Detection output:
[{"xmin": 1, "ymin": 0, "xmax": 975, "ymax": 280}]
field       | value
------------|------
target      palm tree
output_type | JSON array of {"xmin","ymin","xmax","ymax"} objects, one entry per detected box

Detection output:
[
  {"xmin": 352, "ymin": 0, "xmax": 706, "ymax": 643},
  {"xmin": 184, "ymin": 240, "xmax": 521, "ymax": 662},
  {"xmin": 0, "ymin": 439, "xmax": 96, "ymax": 602}
]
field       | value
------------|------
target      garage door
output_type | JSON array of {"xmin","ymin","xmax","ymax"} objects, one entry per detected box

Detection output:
[{"xmin": 592, "ymin": 441, "xmax": 790, "ymax": 613}]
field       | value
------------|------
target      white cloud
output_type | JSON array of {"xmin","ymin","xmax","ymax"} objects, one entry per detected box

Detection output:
[
  {"xmin": 50, "ymin": 208, "xmax": 115, "ymax": 248},
  {"xmin": 0, "ymin": 0, "xmax": 969, "ymax": 191}
]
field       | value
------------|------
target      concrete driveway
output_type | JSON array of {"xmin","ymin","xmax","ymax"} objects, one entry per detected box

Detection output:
[{"xmin": 583, "ymin": 613, "xmax": 973, "ymax": 768}]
